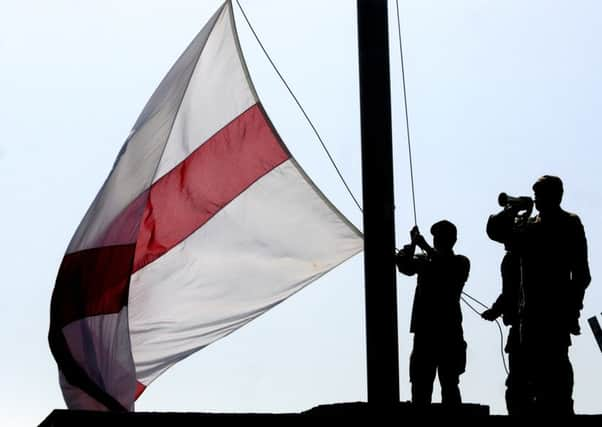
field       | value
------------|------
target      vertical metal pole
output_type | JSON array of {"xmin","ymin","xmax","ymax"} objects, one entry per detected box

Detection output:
[{"xmin": 357, "ymin": 0, "xmax": 400, "ymax": 405}]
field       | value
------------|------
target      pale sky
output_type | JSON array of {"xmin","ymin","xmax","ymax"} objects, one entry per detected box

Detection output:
[{"xmin": 1, "ymin": 1, "xmax": 601, "ymax": 425}]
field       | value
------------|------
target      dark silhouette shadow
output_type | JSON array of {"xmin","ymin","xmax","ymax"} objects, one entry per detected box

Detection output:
[
  {"xmin": 483, "ymin": 192, "xmax": 533, "ymax": 415},
  {"xmin": 587, "ymin": 316, "xmax": 602, "ymax": 353},
  {"xmin": 39, "ymin": 402, "xmax": 493, "ymax": 426},
  {"xmin": 396, "ymin": 220, "xmax": 470, "ymax": 406},
  {"xmin": 485, "ymin": 175, "xmax": 591, "ymax": 415}
]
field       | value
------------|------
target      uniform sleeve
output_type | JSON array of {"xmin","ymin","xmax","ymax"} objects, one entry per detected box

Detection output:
[
  {"xmin": 570, "ymin": 215, "xmax": 591, "ymax": 305},
  {"xmin": 486, "ymin": 210, "xmax": 515, "ymax": 244},
  {"xmin": 451, "ymin": 255, "xmax": 470, "ymax": 300},
  {"xmin": 396, "ymin": 246, "xmax": 425, "ymax": 276},
  {"xmin": 458, "ymin": 255, "xmax": 470, "ymax": 284},
  {"xmin": 488, "ymin": 293, "xmax": 505, "ymax": 318}
]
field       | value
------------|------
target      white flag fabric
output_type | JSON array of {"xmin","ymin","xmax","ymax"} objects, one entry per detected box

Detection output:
[{"xmin": 49, "ymin": 1, "xmax": 362, "ymax": 411}]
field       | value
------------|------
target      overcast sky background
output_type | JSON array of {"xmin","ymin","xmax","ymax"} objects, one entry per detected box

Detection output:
[{"xmin": 1, "ymin": 1, "xmax": 602, "ymax": 424}]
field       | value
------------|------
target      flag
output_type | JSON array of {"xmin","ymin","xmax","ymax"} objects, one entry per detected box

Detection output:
[{"xmin": 49, "ymin": 1, "xmax": 362, "ymax": 411}]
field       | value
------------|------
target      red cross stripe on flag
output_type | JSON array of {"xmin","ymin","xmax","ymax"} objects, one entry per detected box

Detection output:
[{"xmin": 49, "ymin": 1, "xmax": 362, "ymax": 411}]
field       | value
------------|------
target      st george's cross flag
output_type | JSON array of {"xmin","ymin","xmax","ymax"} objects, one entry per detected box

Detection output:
[{"xmin": 49, "ymin": 1, "xmax": 362, "ymax": 411}]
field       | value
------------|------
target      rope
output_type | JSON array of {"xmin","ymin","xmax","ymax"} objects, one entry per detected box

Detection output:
[
  {"xmin": 235, "ymin": 0, "xmax": 509, "ymax": 378},
  {"xmin": 234, "ymin": 0, "xmax": 363, "ymax": 214},
  {"xmin": 395, "ymin": 0, "xmax": 418, "ymax": 226},
  {"xmin": 394, "ymin": 0, "xmax": 508, "ymax": 376},
  {"xmin": 462, "ymin": 291, "xmax": 491, "ymax": 310},
  {"xmin": 461, "ymin": 295, "xmax": 509, "ymax": 375}
]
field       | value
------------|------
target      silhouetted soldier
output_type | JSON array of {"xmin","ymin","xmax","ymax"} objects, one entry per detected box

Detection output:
[
  {"xmin": 487, "ymin": 175, "xmax": 591, "ymax": 415},
  {"xmin": 396, "ymin": 221, "xmax": 470, "ymax": 406},
  {"xmin": 483, "ymin": 195, "xmax": 532, "ymax": 415}
]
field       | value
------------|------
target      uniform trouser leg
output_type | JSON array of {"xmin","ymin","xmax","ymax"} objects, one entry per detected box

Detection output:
[
  {"xmin": 505, "ymin": 351, "xmax": 530, "ymax": 415},
  {"xmin": 410, "ymin": 337, "xmax": 437, "ymax": 405},
  {"xmin": 534, "ymin": 348, "xmax": 574, "ymax": 415},
  {"xmin": 438, "ymin": 367, "xmax": 461, "ymax": 405},
  {"xmin": 438, "ymin": 337, "xmax": 465, "ymax": 406},
  {"xmin": 505, "ymin": 327, "xmax": 530, "ymax": 415},
  {"xmin": 525, "ymin": 327, "xmax": 574, "ymax": 416}
]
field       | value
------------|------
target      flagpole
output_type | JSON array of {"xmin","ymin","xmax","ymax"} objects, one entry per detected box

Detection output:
[{"xmin": 357, "ymin": 0, "xmax": 400, "ymax": 405}]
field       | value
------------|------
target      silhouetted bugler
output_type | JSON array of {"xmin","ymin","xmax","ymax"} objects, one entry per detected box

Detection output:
[
  {"xmin": 497, "ymin": 192, "xmax": 533, "ymax": 211},
  {"xmin": 487, "ymin": 175, "xmax": 591, "ymax": 415}
]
